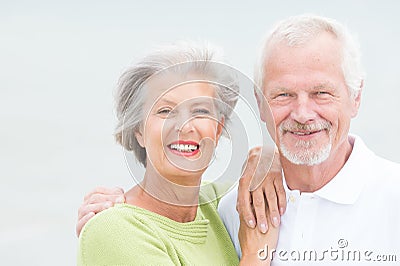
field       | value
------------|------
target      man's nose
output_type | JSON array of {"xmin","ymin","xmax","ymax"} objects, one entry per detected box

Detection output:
[{"xmin": 290, "ymin": 95, "xmax": 317, "ymax": 124}]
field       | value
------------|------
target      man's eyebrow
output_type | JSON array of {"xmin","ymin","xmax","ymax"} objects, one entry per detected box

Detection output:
[
  {"xmin": 268, "ymin": 83, "xmax": 336, "ymax": 92},
  {"xmin": 313, "ymin": 84, "xmax": 331, "ymax": 89},
  {"xmin": 267, "ymin": 87, "xmax": 290, "ymax": 95}
]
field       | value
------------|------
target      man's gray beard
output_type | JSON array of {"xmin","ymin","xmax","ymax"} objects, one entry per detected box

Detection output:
[{"xmin": 280, "ymin": 139, "xmax": 332, "ymax": 166}]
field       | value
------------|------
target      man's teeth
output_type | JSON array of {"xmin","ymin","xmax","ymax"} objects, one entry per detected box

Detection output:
[
  {"xmin": 292, "ymin": 131, "xmax": 313, "ymax": 136},
  {"xmin": 170, "ymin": 144, "xmax": 198, "ymax": 152}
]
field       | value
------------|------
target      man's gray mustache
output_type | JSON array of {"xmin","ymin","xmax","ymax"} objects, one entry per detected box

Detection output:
[{"xmin": 280, "ymin": 120, "xmax": 331, "ymax": 132}]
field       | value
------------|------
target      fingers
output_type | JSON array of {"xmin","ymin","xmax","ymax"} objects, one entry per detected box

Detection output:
[
  {"xmin": 237, "ymin": 145, "xmax": 285, "ymax": 234},
  {"xmin": 264, "ymin": 176, "xmax": 280, "ymax": 228},
  {"xmin": 76, "ymin": 211, "xmax": 95, "ymax": 237},
  {"xmin": 85, "ymin": 193, "xmax": 125, "ymax": 205},
  {"xmin": 84, "ymin": 186, "xmax": 124, "ymax": 201},
  {"xmin": 237, "ymin": 147, "xmax": 262, "ymax": 229},
  {"xmin": 237, "ymin": 178, "xmax": 256, "ymax": 229},
  {"xmin": 79, "ymin": 188, "xmax": 125, "ymax": 220},
  {"xmin": 274, "ymin": 177, "xmax": 287, "ymax": 215},
  {"xmin": 248, "ymin": 145, "xmax": 275, "ymax": 191},
  {"xmin": 252, "ymin": 189, "xmax": 268, "ymax": 233},
  {"xmin": 77, "ymin": 186, "xmax": 125, "ymax": 237},
  {"xmin": 78, "ymin": 201, "xmax": 113, "ymax": 220}
]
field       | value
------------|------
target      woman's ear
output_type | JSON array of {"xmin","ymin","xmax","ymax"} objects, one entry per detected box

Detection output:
[
  {"xmin": 135, "ymin": 129, "xmax": 145, "ymax": 148},
  {"xmin": 215, "ymin": 116, "xmax": 225, "ymax": 145}
]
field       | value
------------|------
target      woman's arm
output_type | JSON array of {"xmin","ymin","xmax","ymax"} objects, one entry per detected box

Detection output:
[
  {"xmin": 239, "ymin": 202, "xmax": 279, "ymax": 265},
  {"xmin": 236, "ymin": 146, "xmax": 286, "ymax": 233}
]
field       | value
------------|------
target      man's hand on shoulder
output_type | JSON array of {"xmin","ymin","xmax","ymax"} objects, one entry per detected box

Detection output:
[{"xmin": 76, "ymin": 187, "xmax": 125, "ymax": 237}]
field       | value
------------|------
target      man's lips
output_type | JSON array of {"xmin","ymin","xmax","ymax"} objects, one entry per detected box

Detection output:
[
  {"xmin": 284, "ymin": 129, "xmax": 326, "ymax": 140},
  {"xmin": 167, "ymin": 141, "xmax": 200, "ymax": 156},
  {"xmin": 287, "ymin": 129, "xmax": 324, "ymax": 136}
]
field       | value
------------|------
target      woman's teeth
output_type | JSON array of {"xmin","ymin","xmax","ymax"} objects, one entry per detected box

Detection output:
[{"xmin": 169, "ymin": 144, "xmax": 199, "ymax": 152}]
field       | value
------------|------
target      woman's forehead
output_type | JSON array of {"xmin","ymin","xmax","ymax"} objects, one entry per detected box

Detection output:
[{"xmin": 146, "ymin": 81, "xmax": 217, "ymax": 104}]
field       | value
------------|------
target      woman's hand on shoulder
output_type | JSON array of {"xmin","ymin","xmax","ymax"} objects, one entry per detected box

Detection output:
[{"xmin": 236, "ymin": 146, "xmax": 286, "ymax": 233}]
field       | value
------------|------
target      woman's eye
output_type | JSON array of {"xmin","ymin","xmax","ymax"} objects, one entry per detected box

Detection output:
[
  {"xmin": 193, "ymin": 109, "xmax": 210, "ymax": 115},
  {"xmin": 157, "ymin": 108, "xmax": 172, "ymax": 115},
  {"xmin": 316, "ymin": 91, "xmax": 329, "ymax": 95}
]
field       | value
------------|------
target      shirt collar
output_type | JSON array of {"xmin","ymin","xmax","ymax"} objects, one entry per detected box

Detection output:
[{"xmin": 282, "ymin": 134, "xmax": 375, "ymax": 205}]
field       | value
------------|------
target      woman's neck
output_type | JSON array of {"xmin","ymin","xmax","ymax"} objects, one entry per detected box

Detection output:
[{"xmin": 125, "ymin": 167, "xmax": 202, "ymax": 223}]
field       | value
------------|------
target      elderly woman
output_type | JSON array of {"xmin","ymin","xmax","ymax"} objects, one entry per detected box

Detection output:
[{"xmin": 77, "ymin": 42, "xmax": 278, "ymax": 265}]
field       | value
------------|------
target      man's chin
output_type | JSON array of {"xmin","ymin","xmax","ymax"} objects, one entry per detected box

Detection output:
[{"xmin": 280, "ymin": 144, "xmax": 332, "ymax": 166}]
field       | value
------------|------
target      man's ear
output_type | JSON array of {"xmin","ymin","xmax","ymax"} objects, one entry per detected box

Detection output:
[
  {"xmin": 135, "ymin": 129, "xmax": 145, "ymax": 148},
  {"xmin": 351, "ymin": 80, "xmax": 363, "ymax": 118},
  {"xmin": 255, "ymin": 89, "xmax": 268, "ymax": 123}
]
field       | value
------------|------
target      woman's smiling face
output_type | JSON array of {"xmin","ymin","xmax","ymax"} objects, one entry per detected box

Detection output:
[{"xmin": 135, "ymin": 81, "xmax": 224, "ymax": 185}]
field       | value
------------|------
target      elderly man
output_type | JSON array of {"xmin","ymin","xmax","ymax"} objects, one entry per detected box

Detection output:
[
  {"xmin": 219, "ymin": 15, "xmax": 400, "ymax": 264},
  {"xmin": 77, "ymin": 15, "xmax": 400, "ymax": 265}
]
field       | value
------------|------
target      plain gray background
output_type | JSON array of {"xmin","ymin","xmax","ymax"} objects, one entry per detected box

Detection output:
[{"xmin": 1, "ymin": 1, "xmax": 400, "ymax": 265}]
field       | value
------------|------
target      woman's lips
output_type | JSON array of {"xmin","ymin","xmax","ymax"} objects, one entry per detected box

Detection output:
[{"xmin": 167, "ymin": 141, "xmax": 200, "ymax": 157}]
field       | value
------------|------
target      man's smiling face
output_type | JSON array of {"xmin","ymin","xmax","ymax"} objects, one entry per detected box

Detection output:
[{"xmin": 262, "ymin": 32, "xmax": 361, "ymax": 165}]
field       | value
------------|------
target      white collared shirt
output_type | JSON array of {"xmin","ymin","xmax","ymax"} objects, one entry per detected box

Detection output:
[{"xmin": 218, "ymin": 135, "xmax": 400, "ymax": 265}]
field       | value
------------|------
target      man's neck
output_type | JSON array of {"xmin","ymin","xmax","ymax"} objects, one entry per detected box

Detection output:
[{"xmin": 281, "ymin": 136, "xmax": 354, "ymax": 192}]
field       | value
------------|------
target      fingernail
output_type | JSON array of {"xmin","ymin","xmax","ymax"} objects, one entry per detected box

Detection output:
[
  {"xmin": 248, "ymin": 219, "xmax": 255, "ymax": 228},
  {"xmin": 280, "ymin": 207, "xmax": 284, "ymax": 215},
  {"xmin": 115, "ymin": 196, "xmax": 125, "ymax": 203},
  {"xmin": 272, "ymin": 216, "xmax": 280, "ymax": 227},
  {"xmin": 260, "ymin": 223, "xmax": 267, "ymax": 233}
]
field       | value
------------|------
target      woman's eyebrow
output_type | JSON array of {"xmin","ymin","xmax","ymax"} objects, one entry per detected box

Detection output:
[{"xmin": 156, "ymin": 98, "xmax": 177, "ymax": 105}]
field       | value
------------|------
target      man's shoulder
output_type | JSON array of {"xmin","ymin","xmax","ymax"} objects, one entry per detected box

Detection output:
[
  {"xmin": 359, "ymin": 153, "xmax": 400, "ymax": 203},
  {"xmin": 353, "ymin": 136, "xmax": 400, "ymax": 180},
  {"xmin": 368, "ymin": 153, "xmax": 400, "ymax": 180}
]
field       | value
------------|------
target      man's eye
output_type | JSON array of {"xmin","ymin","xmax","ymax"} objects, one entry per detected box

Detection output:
[
  {"xmin": 276, "ymin": 93, "xmax": 290, "ymax": 98},
  {"xmin": 315, "ymin": 91, "xmax": 333, "ymax": 98}
]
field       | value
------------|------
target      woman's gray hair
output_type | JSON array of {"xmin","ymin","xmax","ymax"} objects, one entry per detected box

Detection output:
[
  {"xmin": 115, "ymin": 41, "xmax": 239, "ymax": 166},
  {"xmin": 254, "ymin": 14, "xmax": 365, "ymax": 99}
]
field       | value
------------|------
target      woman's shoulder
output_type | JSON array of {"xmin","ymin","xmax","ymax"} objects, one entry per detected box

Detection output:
[
  {"xmin": 77, "ymin": 204, "xmax": 173, "ymax": 265},
  {"xmin": 79, "ymin": 203, "xmax": 163, "ymax": 240},
  {"xmin": 199, "ymin": 181, "xmax": 235, "ymax": 208}
]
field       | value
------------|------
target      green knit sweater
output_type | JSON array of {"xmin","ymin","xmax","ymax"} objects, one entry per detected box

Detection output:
[{"xmin": 77, "ymin": 184, "xmax": 239, "ymax": 265}]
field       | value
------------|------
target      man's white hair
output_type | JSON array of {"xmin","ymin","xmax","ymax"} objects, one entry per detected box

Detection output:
[{"xmin": 254, "ymin": 14, "xmax": 365, "ymax": 99}]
